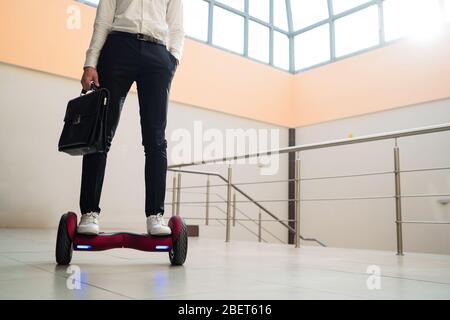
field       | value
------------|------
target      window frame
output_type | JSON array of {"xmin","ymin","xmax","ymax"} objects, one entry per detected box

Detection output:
[{"xmin": 77, "ymin": 0, "xmax": 449, "ymax": 74}]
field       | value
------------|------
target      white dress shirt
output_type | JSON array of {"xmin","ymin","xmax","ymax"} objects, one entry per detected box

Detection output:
[{"xmin": 84, "ymin": 0, "xmax": 185, "ymax": 69}]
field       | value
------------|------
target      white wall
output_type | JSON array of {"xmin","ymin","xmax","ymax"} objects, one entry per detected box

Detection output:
[
  {"xmin": 0, "ymin": 62, "xmax": 289, "ymax": 243},
  {"xmin": 1, "ymin": 62, "xmax": 448, "ymax": 254},
  {"xmin": 296, "ymin": 99, "xmax": 450, "ymax": 254}
]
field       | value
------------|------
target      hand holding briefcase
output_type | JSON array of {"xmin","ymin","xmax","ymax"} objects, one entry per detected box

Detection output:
[{"xmin": 58, "ymin": 84, "xmax": 110, "ymax": 156}]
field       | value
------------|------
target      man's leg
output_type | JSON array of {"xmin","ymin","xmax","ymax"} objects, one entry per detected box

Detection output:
[
  {"xmin": 79, "ymin": 34, "xmax": 137, "ymax": 215},
  {"xmin": 136, "ymin": 42, "xmax": 177, "ymax": 218}
]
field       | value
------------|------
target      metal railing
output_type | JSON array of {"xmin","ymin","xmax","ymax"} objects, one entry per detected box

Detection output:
[
  {"xmin": 167, "ymin": 168, "xmax": 326, "ymax": 247},
  {"xmin": 167, "ymin": 123, "xmax": 450, "ymax": 255},
  {"xmin": 173, "ymin": 189, "xmax": 285, "ymax": 243}
]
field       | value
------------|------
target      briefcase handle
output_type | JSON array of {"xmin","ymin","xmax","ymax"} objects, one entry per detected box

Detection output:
[{"xmin": 81, "ymin": 82, "xmax": 100, "ymax": 95}]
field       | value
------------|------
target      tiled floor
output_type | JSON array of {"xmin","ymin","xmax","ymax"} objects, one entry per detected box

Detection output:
[{"xmin": 0, "ymin": 228, "xmax": 449, "ymax": 299}]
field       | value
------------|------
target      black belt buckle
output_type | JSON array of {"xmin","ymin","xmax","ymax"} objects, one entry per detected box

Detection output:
[
  {"xmin": 136, "ymin": 33, "xmax": 164, "ymax": 46},
  {"xmin": 137, "ymin": 33, "xmax": 146, "ymax": 41}
]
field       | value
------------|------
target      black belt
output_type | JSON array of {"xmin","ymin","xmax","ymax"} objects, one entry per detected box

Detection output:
[{"xmin": 109, "ymin": 31, "xmax": 166, "ymax": 46}]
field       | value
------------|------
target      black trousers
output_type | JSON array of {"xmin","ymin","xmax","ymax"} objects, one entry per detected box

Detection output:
[{"xmin": 80, "ymin": 31, "xmax": 177, "ymax": 217}]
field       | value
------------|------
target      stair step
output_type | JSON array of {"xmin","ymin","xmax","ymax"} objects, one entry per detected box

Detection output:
[{"xmin": 187, "ymin": 225, "xmax": 199, "ymax": 237}]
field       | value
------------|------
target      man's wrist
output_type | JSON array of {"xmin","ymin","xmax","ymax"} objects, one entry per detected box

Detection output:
[{"xmin": 84, "ymin": 66, "xmax": 96, "ymax": 71}]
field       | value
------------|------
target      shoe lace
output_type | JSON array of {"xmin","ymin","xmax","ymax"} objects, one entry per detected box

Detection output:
[
  {"xmin": 153, "ymin": 213, "xmax": 166, "ymax": 226},
  {"xmin": 83, "ymin": 212, "xmax": 99, "ymax": 224}
]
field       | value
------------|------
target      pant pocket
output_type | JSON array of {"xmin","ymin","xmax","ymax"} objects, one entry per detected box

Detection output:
[{"xmin": 164, "ymin": 47, "xmax": 177, "ymax": 69}]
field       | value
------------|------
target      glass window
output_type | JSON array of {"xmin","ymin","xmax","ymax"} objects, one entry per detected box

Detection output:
[
  {"xmin": 184, "ymin": 0, "xmax": 209, "ymax": 41},
  {"xmin": 249, "ymin": 0, "xmax": 270, "ymax": 22},
  {"xmin": 248, "ymin": 21, "xmax": 270, "ymax": 63},
  {"xmin": 332, "ymin": 0, "xmax": 371, "ymax": 15},
  {"xmin": 295, "ymin": 24, "xmax": 330, "ymax": 70},
  {"xmin": 383, "ymin": 0, "xmax": 443, "ymax": 42},
  {"xmin": 273, "ymin": 31, "xmax": 290, "ymax": 70},
  {"xmin": 212, "ymin": 6, "xmax": 245, "ymax": 54},
  {"xmin": 216, "ymin": 0, "xmax": 245, "ymax": 12},
  {"xmin": 383, "ymin": 0, "xmax": 409, "ymax": 42},
  {"xmin": 445, "ymin": 0, "xmax": 450, "ymax": 22},
  {"xmin": 273, "ymin": 0, "xmax": 289, "ymax": 31},
  {"xmin": 80, "ymin": 0, "xmax": 450, "ymax": 72},
  {"xmin": 290, "ymin": 0, "xmax": 329, "ymax": 31},
  {"xmin": 80, "ymin": 0, "xmax": 99, "ymax": 5},
  {"xmin": 335, "ymin": 5, "xmax": 379, "ymax": 57}
]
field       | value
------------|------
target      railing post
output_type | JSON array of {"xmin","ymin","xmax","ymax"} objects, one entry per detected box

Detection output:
[
  {"xmin": 295, "ymin": 158, "xmax": 301, "ymax": 248},
  {"xmin": 226, "ymin": 166, "xmax": 232, "ymax": 242},
  {"xmin": 171, "ymin": 174, "xmax": 177, "ymax": 217},
  {"xmin": 232, "ymin": 192, "xmax": 236, "ymax": 227},
  {"xmin": 258, "ymin": 209, "xmax": 262, "ymax": 243},
  {"xmin": 394, "ymin": 144, "xmax": 404, "ymax": 256},
  {"xmin": 176, "ymin": 172, "xmax": 182, "ymax": 216},
  {"xmin": 205, "ymin": 176, "xmax": 210, "ymax": 225}
]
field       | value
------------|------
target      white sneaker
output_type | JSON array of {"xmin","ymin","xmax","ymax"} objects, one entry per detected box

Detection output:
[
  {"xmin": 77, "ymin": 212, "xmax": 100, "ymax": 235},
  {"xmin": 147, "ymin": 213, "xmax": 172, "ymax": 236}
]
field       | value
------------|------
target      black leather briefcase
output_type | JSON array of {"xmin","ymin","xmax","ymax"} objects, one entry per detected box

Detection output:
[{"xmin": 58, "ymin": 86, "xmax": 110, "ymax": 156}]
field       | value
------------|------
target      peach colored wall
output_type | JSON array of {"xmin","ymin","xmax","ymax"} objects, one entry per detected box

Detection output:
[
  {"xmin": 174, "ymin": 39, "xmax": 293, "ymax": 127},
  {"xmin": 0, "ymin": 0, "xmax": 293, "ymax": 126},
  {"xmin": 1, "ymin": 0, "xmax": 450, "ymax": 128},
  {"xmin": 292, "ymin": 27, "xmax": 450, "ymax": 127}
]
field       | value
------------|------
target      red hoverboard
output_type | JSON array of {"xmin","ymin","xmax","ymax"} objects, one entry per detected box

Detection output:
[{"xmin": 55, "ymin": 212, "xmax": 188, "ymax": 266}]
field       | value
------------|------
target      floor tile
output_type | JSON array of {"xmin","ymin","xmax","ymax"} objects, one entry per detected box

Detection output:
[{"xmin": 0, "ymin": 229, "xmax": 449, "ymax": 299}]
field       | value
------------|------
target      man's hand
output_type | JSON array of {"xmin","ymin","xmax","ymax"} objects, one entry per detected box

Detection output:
[
  {"xmin": 168, "ymin": 50, "xmax": 179, "ymax": 67},
  {"xmin": 81, "ymin": 67, "xmax": 100, "ymax": 91}
]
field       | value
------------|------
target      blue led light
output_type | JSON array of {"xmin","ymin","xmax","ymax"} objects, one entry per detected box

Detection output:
[
  {"xmin": 76, "ymin": 244, "xmax": 92, "ymax": 250},
  {"xmin": 155, "ymin": 245, "xmax": 169, "ymax": 250}
]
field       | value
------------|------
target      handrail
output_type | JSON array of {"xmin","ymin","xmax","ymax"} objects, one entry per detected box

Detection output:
[
  {"xmin": 168, "ymin": 168, "xmax": 290, "ymax": 232},
  {"xmin": 168, "ymin": 167, "xmax": 327, "ymax": 247},
  {"xmin": 167, "ymin": 123, "xmax": 450, "ymax": 253},
  {"xmin": 187, "ymin": 203, "xmax": 270, "ymax": 243},
  {"xmin": 165, "ymin": 165, "xmax": 450, "ymax": 189},
  {"xmin": 168, "ymin": 123, "xmax": 450, "ymax": 168},
  {"xmin": 178, "ymin": 190, "xmax": 287, "ymax": 243},
  {"xmin": 167, "ymin": 187, "xmax": 278, "ymax": 243}
]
